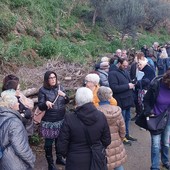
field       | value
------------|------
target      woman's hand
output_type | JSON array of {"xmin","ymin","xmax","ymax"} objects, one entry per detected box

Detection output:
[
  {"xmin": 58, "ymin": 90, "xmax": 66, "ymax": 97},
  {"xmin": 46, "ymin": 101, "xmax": 54, "ymax": 109}
]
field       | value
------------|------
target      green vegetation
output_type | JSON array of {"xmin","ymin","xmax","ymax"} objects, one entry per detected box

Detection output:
[{"xmin": 0, "ymin": 0, "xmax": 169, "ymax": 66}]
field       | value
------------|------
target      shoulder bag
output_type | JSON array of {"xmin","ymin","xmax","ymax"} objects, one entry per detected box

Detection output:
[
  {"xmin": 77, "ymin": 115, "xmax": 108, "ymax": 170},
  {"xmin": 33, "ymin": 85, "xmax": 60, "ymax": 124},
  {"xmin": 146, "ymin": 105, "xmax": 170, "ymax": 135}
]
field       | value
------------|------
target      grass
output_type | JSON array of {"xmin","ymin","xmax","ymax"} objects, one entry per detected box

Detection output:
[{"xmin": 0, "ymin": 0, "xmax": 169, "ymax": 66}]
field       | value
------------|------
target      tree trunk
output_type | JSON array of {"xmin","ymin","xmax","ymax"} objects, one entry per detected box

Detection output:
[{"xmin": 92, "ymin": 9, "xmax": 97, "ymax": 27}]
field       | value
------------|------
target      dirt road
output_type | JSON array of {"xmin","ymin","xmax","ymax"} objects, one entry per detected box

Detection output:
[{"xmin": 33, "ymin": 120, "xmax": 153, "ymax": 170}]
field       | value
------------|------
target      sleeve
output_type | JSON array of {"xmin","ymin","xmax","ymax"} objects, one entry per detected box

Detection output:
[
  {"xmin": 108, "ymin": 72, "xmax": 129, "ymax": 94},
  {"xmin": 99, "ymin": 72, "xmax": 109, "ymax": 87},
  {"xmin": 9, "ymin": 120, "xmax": 35, "ymax": 169},
  {"xmin": 101, "ymin": 114, "xmax": 111, "ymax": 147},
  {"xmin": 143, "ymin": 86, "xmax": 154, "ymax": 116},
  {"xmin": 57, "ymin": 115, "xmax": 70, "ymax": 157},
  {"xmin": 19, "ymin": 93, "xmax": 34, "ymax": 110},
  {"xmin": 38, "ymin": 88, "xmax": 48, "ymax": 111}
]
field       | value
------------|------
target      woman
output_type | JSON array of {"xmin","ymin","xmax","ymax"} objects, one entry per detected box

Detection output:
[
  {"xmin": 97, "ymin": 86, "xmax": 127, "ymax": 170},
  {"xmin": 0, "ymin": 90, "xmax": 35, "ymax": 170},
  {"xmin": 38, "ymin": 71, "xmax": 69, "ymax": 170},
  {"xmin": 131, "ymin": 52, "xmax": 155, "ymax": 121},
  {"xmin": 85, "ymin": 73, "xmax": 117, "ymax": 107},
  {"xmin": 1, "ymin": 75, "xmax": 34, "ymax": 136},
  {"xmin": 57, "ymin": 87, "xmax": 111, "ymax": 170},
  {"xmin": 143, "ymin": 69, "xmax": 170, "ymax": 170}
]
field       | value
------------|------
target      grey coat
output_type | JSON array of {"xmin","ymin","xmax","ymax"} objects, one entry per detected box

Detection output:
[{"xmin": 0, "ymin": 107, "xmax": 35, "ymax": 170}]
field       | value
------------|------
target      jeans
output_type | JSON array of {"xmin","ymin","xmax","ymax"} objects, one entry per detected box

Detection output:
[
  {"xmin": 114, "ymin": 165, "xmax": 124, "ymax": 170},
  {"xmin": 150, "ymin": 123, "xmax": 170, "ymax": 170},
  {"xmin": 122, "ymin": 108, "xmax": 131, "ymax": 136}
]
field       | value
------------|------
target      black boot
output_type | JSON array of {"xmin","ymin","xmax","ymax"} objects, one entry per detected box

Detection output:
[
  {"xmin": 56, "ymin": 154, "xmax": 66, "ymax": 165},
  {"xmin": 45, "ymin": 147, "xmax": 58, "ymax": 170}
]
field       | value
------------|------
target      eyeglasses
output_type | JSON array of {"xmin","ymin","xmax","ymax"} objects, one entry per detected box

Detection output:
[
  {"xmin": 85, "ymin": 80, "xmax": 92, "ymax": 84},
  {"xmin": 49, "ymin": 76, "xmax": 56, "ymax": 80}
]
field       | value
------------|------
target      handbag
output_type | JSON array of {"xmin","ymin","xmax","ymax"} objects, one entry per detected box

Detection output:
[
  {"xmin": 77, "ymin": 115, "xmax": 108, "ymax": 170},
  {"xmin": 33, "ymin": 107, "xmax": 45, "ymax": 124},
  {"xmin": 135, "ymin": 111, "xmax": 148, "ymax": 130},
  {"xmin": 146, "ymin": 105, "xmax": 170, "ymax": 135},
  {"xmin": 33, "ymin": 85, "xmax": 60, "ymax": 124}
]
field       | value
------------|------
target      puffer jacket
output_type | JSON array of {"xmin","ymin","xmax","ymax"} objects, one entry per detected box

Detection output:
[
  {"xmin": 38, "ymin": 85, "xmax": 69, "ymax": 122},
  {"xmin": 0, "ymin": 107, "xmax": 35, "ymax": 170},
  {"xmin": 97, "ymin": 103, "xmax": 127, "ymax": 169}
]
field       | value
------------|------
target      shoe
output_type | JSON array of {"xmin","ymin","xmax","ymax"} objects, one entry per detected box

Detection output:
[
  {"xmin": 123, "ymin": 138, "xmax": 132, "ymax": 146},
  {"xmin": 126, "ymin": 135, "xmax": 137, "ymax": 141},
  {"xmin": 163, "ymin": 163, "xmax": 170, "ymax": 170},
  {"xmin": 56, "ymin": 156, "xmax": 66, "ymax": 165}
]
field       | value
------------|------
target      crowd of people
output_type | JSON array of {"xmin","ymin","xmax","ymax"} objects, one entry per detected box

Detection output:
[{"xmin": 0, "ymin": 41, "xmax": 170, "ymax": 170}]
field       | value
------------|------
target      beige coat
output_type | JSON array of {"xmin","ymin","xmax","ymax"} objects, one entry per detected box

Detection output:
[{"xmin": 97, "ymin": 104, "xmax": 127, "ymax": 169}]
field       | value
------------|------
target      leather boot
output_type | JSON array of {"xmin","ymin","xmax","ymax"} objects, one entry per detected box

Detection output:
[
  {"xmin": 56, "ymin": 154, "xmax": 66, "ymax": 165},
  {"xmin": 45, "ymin": 147, "xmax": 58, "ymax": 170}
]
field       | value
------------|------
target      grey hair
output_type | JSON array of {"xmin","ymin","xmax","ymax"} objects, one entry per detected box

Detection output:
[
  {"xmin": 97, "ymin": 86, "xmax": 113, "ymax": 101},
  {"xmin": 85, "ymin": 73, "xmax": 100, "ymax": 85},
  {"xmin": 0, "ymin": 89, "xmax": 18, "ymax": 108},
  {"xmin": 75, "ymin": 87, "xmax": 93, "ymax": 107}
]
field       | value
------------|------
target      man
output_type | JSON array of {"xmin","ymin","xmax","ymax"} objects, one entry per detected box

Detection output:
[
  {"xmin": 115, "ymin": 49, "xmax": 122, "ymax": 58},
  {"xmin": 108, "ymin": 58, "xmax": 137, "ymax": 145}
]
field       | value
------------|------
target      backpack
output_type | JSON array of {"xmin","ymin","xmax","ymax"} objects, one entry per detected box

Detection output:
[{"xmin": 0, "ymin": 118, "xmax": 11, "ymax": 159}]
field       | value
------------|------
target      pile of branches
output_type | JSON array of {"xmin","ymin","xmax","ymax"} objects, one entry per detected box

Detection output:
[{"xmin": 4, "ymin": 59, "xmax": 93, "ymax": 102}]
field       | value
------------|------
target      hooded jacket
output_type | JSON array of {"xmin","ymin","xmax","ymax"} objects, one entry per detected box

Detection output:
[
  {"xmin": 57, "ymin": 102, "xmax": 111, "ymax": 170},
  {"xmin": 0, "ymin": 107, "xmax": 35, "ymax": 170}
]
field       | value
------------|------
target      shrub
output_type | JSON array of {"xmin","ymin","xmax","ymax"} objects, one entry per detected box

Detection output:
[
  {"xmin": 37, "ymin": 36, "xmax": 57, "ymax": 58},
  {"xmin": 0, "ymin": 5, "xmax": 17, "ymax": 37}
]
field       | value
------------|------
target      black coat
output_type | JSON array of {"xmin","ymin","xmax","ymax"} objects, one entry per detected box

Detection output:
[
  {"xmin": 38, "ymin": 85, "xmax": 69, "ymax": 122},
  {"xmin": 143, "ymin": 76, "xmax": 162, "ymax": 116},
  {"xmin": 108, "ymin": 69, "xmax": 134, "ymax": 110},
  {"xmin": 136, "ymin": 65, "xmax": 155, "ymax": 90},
  {"xmin": 57, "ymin": 102, "xmax": 111, "ymax": 170}
]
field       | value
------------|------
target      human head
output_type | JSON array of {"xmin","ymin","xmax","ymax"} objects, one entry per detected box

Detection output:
[
  {"xmin": 117, "ymin": 58, "xmax": 129, "ymax": 70},
  {"xmin": 97, "ymin": 86, "xmax": 113, "ymax": 102},
  {"xmin": 116, "ymin": 49, "xmax": 122, "ymax": 57},
  {"xmin": 2, "ymin": 74, "xmax": 19, "ymax": 91},
  {"xmin": 101, "ymin": 56, "xmax": 109, "ymax": 62},
  {"xmin": 3, "ymin": 80, "xmax": 19, "ymax": 91},
  {"xmin": 162, "ymin": 69, "xmax": 170, "ymax": 88},
  {"xmin": 121, "ymin": 50, "xmax": 127, "ymax": 58},
  {"xmin": 85, "ymin": 73, "xmax": 100, "ymax": 90},
  {"xmin": 135, "ymin": 52, "xmax": 145, "ymax": 62},
  {"xmin": 43, "ymin": 71, "xmax": 58, "ymax": 88},
  {"xmin": 109, "ymin": 55, "xmax": 119, "ymax": 65},
  {"xmin": 153, "ymin": 42, "xmax": 159, "ymax": 49},
  {"xmin": 100, "ymin": 62, "xmax": 109, "ymax": 72},
  {"xmin": 0, "ymin": 89, "xmax": 19, "ymax": 110},
  {"xmin": 75, "ymin": 87, "xmax": 93, "ymax": 107}
]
